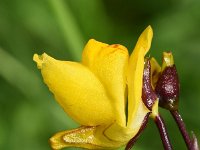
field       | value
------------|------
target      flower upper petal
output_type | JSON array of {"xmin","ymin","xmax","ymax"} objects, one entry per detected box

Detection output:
[
  {"xmin": 82, "ymin": 39, "xmax": 129, "ymax": 127},
  {"xmin": 33, "ymin": 53, "xmax": 115, "ymax": 126},
  {"xmin": 127, "ymin": 26, "xmax": 153, "ymax": 128}
]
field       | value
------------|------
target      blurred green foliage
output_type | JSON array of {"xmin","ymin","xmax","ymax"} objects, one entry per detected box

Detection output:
[{"xmin": 0, "ymin": 0, "xmax": 200, "ymax": 150}]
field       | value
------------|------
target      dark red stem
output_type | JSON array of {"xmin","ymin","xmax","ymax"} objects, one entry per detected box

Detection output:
[
  {"xmin": 191, "ymin": 132, "xmax": 199, "ymax": 150},
  {"xmin": 154, "ymin": 115, "xmax": 173, "ymax": 150},
  {"xmin": 125, "ymin": 113, "xmax": 150, "ymax": 150},
  {"xmin": 170, "ymin": 110, "xmax": 192, "ymax": 149}
]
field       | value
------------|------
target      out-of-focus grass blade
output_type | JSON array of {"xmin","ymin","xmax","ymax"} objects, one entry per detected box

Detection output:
[
  {"xmin": 0, "ymin": 47, "xmax": 78, "ymax": 127},
  {"xmin": 0, "ymin": 48, "xmax": 43, "ymax": 98},
  {"xmin": 68, "ymin": 0, "xmax": 112, "ymax": 39},
  {"xmin": 49, "ymin": 0, "xmax": 84, "ymax": 61}
]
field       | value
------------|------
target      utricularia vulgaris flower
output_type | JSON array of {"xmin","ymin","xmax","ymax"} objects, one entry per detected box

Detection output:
[{"xmin": 33, "ymin": 26, "xmax": 198, "ymax": 150}]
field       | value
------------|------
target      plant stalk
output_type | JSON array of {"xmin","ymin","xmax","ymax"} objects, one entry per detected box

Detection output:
[
  {"xmin": 154, "ymin": 115, "xmax": 173, "ymax": 150},
  {"xmin": 125, "ymin": 113, "xmax": 150, "ymax": 150},
  {"xmin": 49, "ymin": 0, "xmax": 84, "ymax": 60},
  {"xmin": 170, "ymin": 110, "xmax": 192, "ymax": 149}
]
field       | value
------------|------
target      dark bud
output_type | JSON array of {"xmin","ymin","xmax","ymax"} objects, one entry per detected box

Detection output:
[
  {"xmin": 155, "ymin": 52, "xmax": 180, "ymax": 111},
  {"xmin": 142, "ymin": 59, "xmax": 157, "ymax": 110}
]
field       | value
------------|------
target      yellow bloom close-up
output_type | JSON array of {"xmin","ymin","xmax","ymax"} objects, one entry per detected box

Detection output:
[{"xmin": 33, "ymin": 26, "xmax": 159, "ymax": 149}]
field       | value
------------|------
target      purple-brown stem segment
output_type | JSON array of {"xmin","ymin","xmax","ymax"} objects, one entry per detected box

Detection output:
[
  {"xmin": 171, "ymin": 110, "xmax": 193, "ymax": 149},
  {"xmin": 191, "ymin": 132, "xmax": 199, "ymax": 150},
  {"xmin": 154, "ymin": 115, "xmax": 173, "ymax": 150},
  {"xmin": 125, "ymin": 113, "xmax": 150, "ymax": 150}
]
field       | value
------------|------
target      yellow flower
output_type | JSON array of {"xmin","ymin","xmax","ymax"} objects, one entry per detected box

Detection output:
[{"xmin": 33, "ymin": 26, "xmax": 158, "ymax": 149}]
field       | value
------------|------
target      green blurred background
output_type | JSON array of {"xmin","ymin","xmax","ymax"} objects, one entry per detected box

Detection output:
[{"xmin": 0, "ymin": 0, "xmax": 200, "ymax": 149}]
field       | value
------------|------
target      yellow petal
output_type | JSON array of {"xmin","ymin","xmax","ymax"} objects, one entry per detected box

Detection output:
[
  {"xmin": 104, "ymin": 122, "xmax": 137, "ymax": 143},
  {"xmin": 127, "ymin": 26, "xmax": 153, "ymax": 128},
  {"xmin": 50, "ymin": 126, "xmax": 125, "ymax": 150},
  {"xmin": 50, "ymin": 126, "xmax": 101, "ymax": 150},
  {"xmin": 162, "ymin": 51, "xmax": 174, "ymax": 71},
  {"xmin": 150, "ymin": 57, "xmax": 161, "ymax": 88},
  {"xmin": 82, "ymin": 39, "xmax": 129, "ymax": 127},
  {"xmin": 150, "ymin": 99, "xmax": 159, "ymax": 119},
  {"xmin": 82, "ymin": 39, "xmax": 108, "ymax": 67},
  {"xmin": 33, "ymin": 53, "xmax": 114, "ymax": 126}
]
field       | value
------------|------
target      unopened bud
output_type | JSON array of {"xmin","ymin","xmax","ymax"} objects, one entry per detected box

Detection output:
[{"xmin": 155, "ymin": 52, "xmax": 180, "ymax": 111}]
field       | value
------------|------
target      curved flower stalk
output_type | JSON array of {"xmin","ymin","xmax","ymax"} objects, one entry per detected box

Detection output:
[
  {"xmin": 33, "ymin": 26, "xmax": 158, "ymax": 149},
  {"xmin": 155, "ymin": 52, "xmax": 199, "ymax": 150}
]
